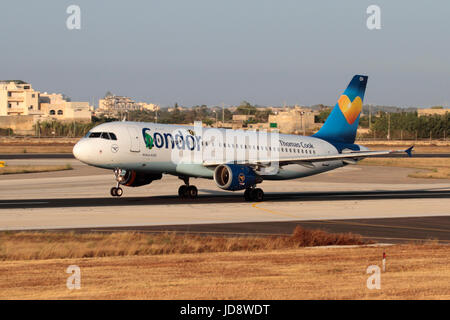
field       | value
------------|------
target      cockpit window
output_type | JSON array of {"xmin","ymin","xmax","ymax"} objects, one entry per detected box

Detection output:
[
  {"xmin": 87, "ymin": 131, "xmax": 117, "ymax": 140},
  {"xmin": 89, "ymin": 132, "xmax": 101, "ymax": 138}
]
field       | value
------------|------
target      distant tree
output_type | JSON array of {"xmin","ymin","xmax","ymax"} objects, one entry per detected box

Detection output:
[
  {"xmin": 104, "ymin": 91, "xmax": 114, "ymax": 98},
  {"xmin": 368, "ymin": 111, "xmax": 449, "ymax": 139},
  {"xmin": 236, "ymin": 101, "xmax": 257, "ymax": 115},
  {"xmin": 314, "ymin": 108, "xmax": 332, "ymax": 123},
  {"xmin": 223, "ymin": 108, "xmax": 233, "ymax": 121}
]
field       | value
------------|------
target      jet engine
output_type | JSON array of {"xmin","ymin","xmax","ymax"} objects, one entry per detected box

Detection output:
[
  {"xmin": 213, "ymin": 164, "xmax": 262, "ymax": 191},
  {"xmin": 117, "ymin": 170, "xmax": 162, "ymax": 187}
]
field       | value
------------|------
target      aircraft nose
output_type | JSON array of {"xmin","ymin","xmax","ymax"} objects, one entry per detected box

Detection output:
[{"xmin": 73, "ymin": 140, "xmax": 88, "ymax": 162}]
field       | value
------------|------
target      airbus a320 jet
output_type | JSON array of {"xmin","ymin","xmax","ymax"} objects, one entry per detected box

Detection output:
[{"xmin": 73, "ymin": 75, "xmax": 413, "ymax": 201}]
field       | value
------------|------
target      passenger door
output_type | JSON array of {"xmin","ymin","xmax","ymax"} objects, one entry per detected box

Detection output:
[{"xmin": 127, "ymin": 126, "xmax": 141, "ymax": 152}]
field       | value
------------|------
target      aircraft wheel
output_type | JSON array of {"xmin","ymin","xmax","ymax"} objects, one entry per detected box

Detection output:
[
  {"xmin": 178, "ymin": 185, "xmax": 188, "ymax": 198},
  {"xmin": 110, "ymin": 187, "xmax": 117, "ymax": 197},
  {"xmin": 187, "ymin": 185, "xmax": 198, "ymax": 199},
  {"xmin": 244, "ymin": 189, "xmax": 252, "ymax": 201},
  {"xmin": 116, "ymin": 187, "xmax": 123, "ymax": 197},
  {"xmin": 251, "ymin": 188, "xmax": 264, "ymax": 202}
]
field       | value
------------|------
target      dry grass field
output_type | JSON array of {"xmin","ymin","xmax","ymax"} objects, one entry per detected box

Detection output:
[
  {"xmin": 0, "ymin": 228, "xmax": 368, "ymax": 261},
  {"xmin": 0, "ymin": 164, "xmax": 72, "ymax": 175},
  {"xmin": 360, "ymin": 158, "xmax": 450, "ymax": 179},
  {"xmin": 359, "ymin": 141, "xmax": 450, "ymax": 154},
  {"xmin": 0, "ymin": 145, "xmax": 74, "ymax": 153},
  {"xmin": 0, "ymin": 243, "xmax": 448, "ymax": 299},
  {"xmin": 0, "ymin": 231, "xmax": 448, "ymax": 299},
  {"xmin": 0, "ymin": 137, "xmax": 76, "ymax": 153}
]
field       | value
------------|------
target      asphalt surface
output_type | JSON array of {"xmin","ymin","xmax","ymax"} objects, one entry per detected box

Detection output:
[
  {"xmin": 1, "ymin": 189, "xmax": 449, "ymax": 209},
  {"xmin": 1, "ymin": 156, "xmax": 449, "ymax": 244},
  {"xmin": 2, "ymin": 189, "xmax": 449, "ymax": 243}
]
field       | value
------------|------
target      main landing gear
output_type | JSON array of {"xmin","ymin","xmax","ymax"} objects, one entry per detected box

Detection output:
[
  {"xmin": 244, "ymin": 187, "xmax": 264, "ymax": 202},
  {"xmin": 111, "ymin": 168, "xmax": 124, "ymax": 197},
  {"xmin": 178, "ymin": 176, "xmax": 198, "ymax": 199}
]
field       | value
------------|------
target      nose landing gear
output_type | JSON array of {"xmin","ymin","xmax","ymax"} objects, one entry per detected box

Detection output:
[
  {"xmin": 111, "ymin": 168, "xmax": 124, "ymax": 197},
  {"xmin": 178, "ymin": 176, "xmax": 198, "ymax": 199},
  {"xmin": 110, "ymin": 186, "xmax": 123, "ymax": 197}
]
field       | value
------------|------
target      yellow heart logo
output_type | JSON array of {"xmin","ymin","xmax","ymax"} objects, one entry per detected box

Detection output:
[{"xmin": 338, "ymin": 95, "xmax": 362, "ymax": 125}]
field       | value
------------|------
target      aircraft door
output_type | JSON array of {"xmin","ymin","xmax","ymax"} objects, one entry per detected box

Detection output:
[{"xmin": 127, "ymin": 126, "xmax": 141, "ymax": 152}]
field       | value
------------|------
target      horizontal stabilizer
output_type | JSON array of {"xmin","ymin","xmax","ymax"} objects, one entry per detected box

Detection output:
[{"xmin": 405, "ymin": 146, "xmax": 414, "ymax": 157}]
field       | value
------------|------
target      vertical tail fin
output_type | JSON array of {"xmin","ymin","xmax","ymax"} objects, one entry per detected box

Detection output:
[{"xmin": 313, "ymin": 75, "xmax": 368, "ymax": 144}]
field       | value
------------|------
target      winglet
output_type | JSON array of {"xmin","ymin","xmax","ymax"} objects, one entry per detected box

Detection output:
[{"xmin": 405, "ymin": 146, "xmax": 414, "ymax": 157}]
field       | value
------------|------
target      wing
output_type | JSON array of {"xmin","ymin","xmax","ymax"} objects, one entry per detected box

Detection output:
[{"xmin": 203, "ymin": 146, "xmax": 414, "ymax": 168}]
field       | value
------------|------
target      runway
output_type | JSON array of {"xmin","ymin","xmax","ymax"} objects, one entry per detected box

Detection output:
[
  {"xmin": 0, "ymin": 159, "xmax": 449, "ymax": 243},
  {"xmin": 0, "ymin": 189, "xmax": 449, "ymax": 209}
]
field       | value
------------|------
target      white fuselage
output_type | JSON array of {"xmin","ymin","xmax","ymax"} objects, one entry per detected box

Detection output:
[{"xmin": 73, "ymin": 121, "xmax": 348, "ymax": 180}]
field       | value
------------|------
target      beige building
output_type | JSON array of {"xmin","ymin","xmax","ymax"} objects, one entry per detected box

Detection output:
[
  {"xmin": 0, "ymin": 80, "xmax": 93, "ymax": 134},
  {"xmin": 141, "ymin": 103, "xmax": 160, "ymax": 112},
  {"xmin": 268, "ymin": 106, "xmax": 319, "ymax": 134},
  {"xmin": 98, "ymin": 95, "xmax": 160, "ymax": 117},
  {"xmin": 0, "ymin": 80, "xmax": 40, "ymax": 116},
  {"xmin": 231, "ymin": 114, "xmax": 254, "ymax": 126},
  {"xmin": 417, "ymin": 107, "xmax": 448, "ymax": 117},
  {"xmin": 39, "ymin": 93, "xmax": 92, "ymax": 122}
]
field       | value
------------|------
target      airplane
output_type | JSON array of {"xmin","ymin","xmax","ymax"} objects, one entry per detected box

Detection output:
[{"xmin": 73, "ymin": 75, "xmax": 413, "ymax": 201}]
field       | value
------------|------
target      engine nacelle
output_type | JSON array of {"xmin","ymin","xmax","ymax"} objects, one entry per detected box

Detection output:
[
  {"xmin": 118, "ymin": 170, "xmax": 162, "ymax": 187},
  {"xmin": 213, "ymin": 164, "xmax": 262, "ymax": 191}
]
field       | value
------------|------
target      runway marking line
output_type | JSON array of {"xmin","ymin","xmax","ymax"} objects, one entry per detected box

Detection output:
[{"xmin": 251, "ymin": 202, "xmax": 450, "ymax": 234}]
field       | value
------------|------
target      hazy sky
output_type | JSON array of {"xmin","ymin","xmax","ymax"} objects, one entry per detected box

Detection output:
[{"xmin": 1, "ymin": 1, "xmax": 449, "ymax": 107}]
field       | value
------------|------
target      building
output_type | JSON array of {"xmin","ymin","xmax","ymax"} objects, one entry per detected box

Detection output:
[
  {"xmin": 268, "ymin": 106, "xmax": 319, "ymax": 134},
  {"xmin": 97, "ymin": 95, "xmax": 160, "ymax": 117},
  {"xmin": 141, "ymin": 103, "xmax": 160, "ymax": 112},
  {"xmin": 231, "ymin": 114, "xmax": 254, "ymax": 126},
  {"xmin": 0, "ymin": 80, "xmax": 93, "ymax": 134},
  {"xmin": 0, "ymin": 80, "xmax": 40, "ymax": 116},
  {"xmin": 417, "ymin": 107, "xmax": 448, "ymax": 117},
  {"xmin": 39, "ymin": 93, "xmax": 92, "ymax": 122}
]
